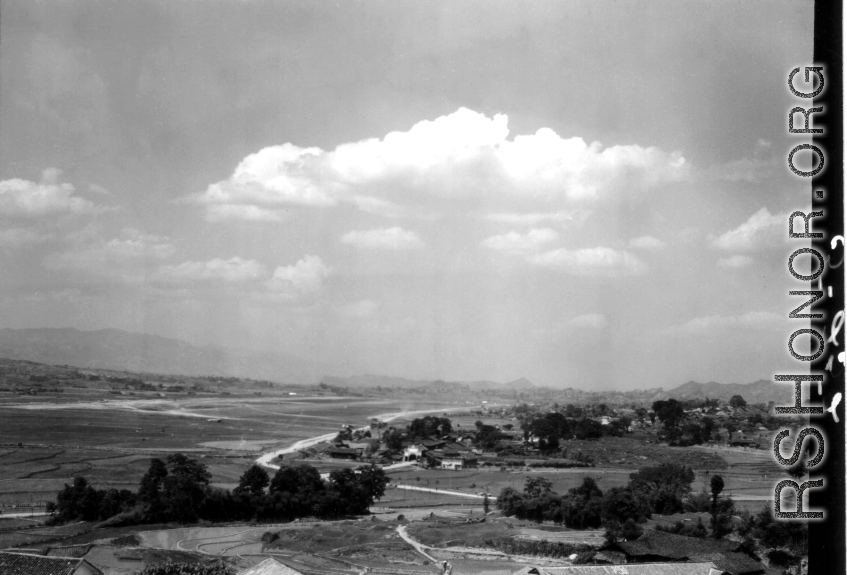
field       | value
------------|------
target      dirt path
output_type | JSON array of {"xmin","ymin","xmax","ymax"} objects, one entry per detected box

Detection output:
[
  {"xmin": 396, "ymin": 524, "xmax": 438, "ymax": 563},
  {"xmin": 392, "ymin": 484, "xmax": 494, "ymax": 500},
  {"xmin": 255, "ymin": 405, "xmax": 476, "ymax": 471}
]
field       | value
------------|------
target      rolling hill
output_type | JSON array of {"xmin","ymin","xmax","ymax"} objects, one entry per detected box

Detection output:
[{"xmin": 0, "ymin": 327, "xmax": 345, "ymax": 384}]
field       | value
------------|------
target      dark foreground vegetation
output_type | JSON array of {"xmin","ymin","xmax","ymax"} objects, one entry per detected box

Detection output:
[
  {"xmin": 497, "ymin": 461, "xmax": 807, "ymax": 566},
  {"xmin": 137, "ymin": 562, "xmax": 233, "ymax": 575},
  {"xmin": 46, "ymin": 454, "xmax": 388, "ymax": 526}
]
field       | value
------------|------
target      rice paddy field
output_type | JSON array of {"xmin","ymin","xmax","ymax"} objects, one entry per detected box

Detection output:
[
  {"xmin": 0, "ymin": 386, "xmax": 462, "ymax": 505},
  {"xmin": 0, "ymin": 379, "xmax": 794, "ymax": 575}
]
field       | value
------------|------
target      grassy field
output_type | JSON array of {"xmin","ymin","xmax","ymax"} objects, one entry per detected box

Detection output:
[{"xmin": 0, "ymin": 388, "xmax": 461, "ymax": 505}]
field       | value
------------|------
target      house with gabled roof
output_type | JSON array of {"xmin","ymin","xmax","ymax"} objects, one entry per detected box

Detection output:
[
  {"xmin": 607, "ymin": 530, "xmax": 765, "ymax": 575},
  {"xmin": 0, "ymin": 551, "xmax": 103, "ymax": 575},
  {"xmin": 238, "ymin": 557, "xmax": 305, "ymax": 575}
]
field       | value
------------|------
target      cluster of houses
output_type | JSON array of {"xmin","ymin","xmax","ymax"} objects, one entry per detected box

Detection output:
[{"xmin": 300, "ymin": 424, "xmax": 527, "ymax": 471}]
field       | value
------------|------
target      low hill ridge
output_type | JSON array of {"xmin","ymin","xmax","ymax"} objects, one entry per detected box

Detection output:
[{"xmin": 0, "ymin": 327, "xmax": 344, "ymax": 384}]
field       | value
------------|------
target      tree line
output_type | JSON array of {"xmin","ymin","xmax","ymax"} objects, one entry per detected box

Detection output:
[
  {"xmin": 47, "ymin": 454, "xmax": 389, "ymax": 525},
  {"xmin": 496, "ymin": 463, "xmax": 736, "ymax": 542}
]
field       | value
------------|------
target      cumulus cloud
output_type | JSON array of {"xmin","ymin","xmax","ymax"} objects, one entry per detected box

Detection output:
[
  {"xmin": 190, "ymin": 108, "xmax": 688, "ymax": 222},
  {"xmin": 340, "ymin": 227, "xmax": 425, "ymax": 250},
  {"xmin": 711, "ymin": 207, "xmax": 783, "ymax": 251},
  {"xmin": 567, "ymin": 313, "xmax": 609, "ymax": 329},
  {"xmin": 530, "ymin": 246, "xmax": 644, "ymax": 277},
  {"xmin": 628, "ymin": 236, "xmax": 665, "ymax": 250},
  {"xmin": 717, "ymin": 255, "xmax": 754, "ymax": 269},
  {"xmin": 267, "ymin": 255, "xmax": 331, "ymax": 294},
  {"xmin": 0, "ymin": 169, "xmax": 103, "ymax": 217},
  {"xmin": 664, "ymin": 310, "xmax": 783, "ymax": 334},
  {"xmin": 155, "ymin": 257, "xmax": 267, "ymax": 283},
  {"xmin": 44, "ymin": 228, "xmax": 175, "ymax": 282},
  {"xmin": 481, "ymin": 228, "xmax": 559, "ymax": 254}
]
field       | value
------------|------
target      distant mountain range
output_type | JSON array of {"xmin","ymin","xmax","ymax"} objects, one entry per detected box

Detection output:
[
  {"xmin": 320, "ymin": 374, "xmax": 534, "ymax": 391},
  {"xmin": 0, "ymin": 327, "xmax": 346, "ymax": 384},
  {"xmin": 0, "ymin": 327, "xmax": 793, "ymax": 403},
  {"xmin": 658, "ymin": 379, "xmax": 793, "ymax": 405}
]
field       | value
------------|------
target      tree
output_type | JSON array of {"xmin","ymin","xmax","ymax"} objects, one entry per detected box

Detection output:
[
  {"xmin": 269, "ymin": 464, "xmax": 324, "ymax": 497},
  {"xmin": 235, "ymin": 465, "xmax": 270, "ymax": 497},
  {"xmin": 629, "ymin": 463, "xmax": 695, "ymax": 515},
  {"xmin": 573, "ymin": 418, "xmax": 603, "ymax": 440},
  {"xmin": 651, "ymin": 399, "xmax": 685, "ymax": 441},
  {"xmin": 601, "ymin": 487, "xmax": 652, "ymax": 525},
  {"xmin": 138, "ymin": 458, "xmax": 168, "ymax": 521},
  {"xmin": 710, "ymin": 475, "xmax": 724, "ymax": 507},
  {"xmin": 355, "ymin": 464, "xmax": 389, "ymax": 502},
  {"xmin": 524, "ymin": 476, "xmax": 553, "ymax": 498},
  {"xmin": 383, "ymin": 427, "xmax": 404, "ymax": 450},
  {"xmin": 408, "ymin": 416, "xmax": 452, "ymax": 439},
  {"xmin": 475, "ymin": 424, "xmax": 504, "ymax": 449},
  {"xmin": 729, "ymin": 395, "xmax": 747, "ymax": 409},
  {"xmin": 622, "ymin": 518, "xmax": 644, "ymax": 540},
  {"xmin": 709, "ymin": 474, "xmax": 734, "ymax": 539},
  {"xmin": 161, "ymin": 454, "xmax": 211, "ymax": 523},
  {"xmin": 702, "ymin": 417, "xmax": 715, "ymax": 441},
  {"xmin": 54, "ymin": 476, "xmax": 102, "ymax": 522},
  {"xmin": 136, "ymin": 561, "xmax": 234, "ymax": 575}
]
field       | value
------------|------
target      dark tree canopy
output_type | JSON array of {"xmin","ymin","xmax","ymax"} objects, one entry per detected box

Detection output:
[
  {"xmin": 49, "ymin": 455, "xmax": 388, "ymax": 526},
  {"xmin": 729, "ymin": 395, "xmax": 747, "ymax": 409},
  {"xmin": 651, "ymin": 399, "xmax": 685, "ymax": 441},
  {"xmin": 408, "ymin": 416, "xmax": 452, "ymax": 439},
  {"xmin": 235, "ymin": 465, "xmax": 270, "ymax": 497}
]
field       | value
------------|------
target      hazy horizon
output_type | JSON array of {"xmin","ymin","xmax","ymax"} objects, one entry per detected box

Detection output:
[{"xmin": 0, "ymin": 1, "xmax": 814, "ymax": 389}]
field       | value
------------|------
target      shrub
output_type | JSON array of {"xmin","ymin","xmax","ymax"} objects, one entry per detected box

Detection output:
[
  {"xmin": 135, "ymin": 561, "xmax": 234, "ymax": 575},
  {"xmin": 767, "ymin": 549, "xmax": 799, "ymax": 567},
  {"xmin": 111, "ymin": 534, "xmax": 141, "ymax": 547},
  {"xmin": 98, "ymin": 509, "xmax": 145, "ymax": 528}
]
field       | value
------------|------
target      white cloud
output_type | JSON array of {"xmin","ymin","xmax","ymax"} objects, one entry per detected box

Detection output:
[
  {"xmin": 267, "ymin": 255, "xmax": 331, "ymax": 294},
  {"xmin": 190, "ymin": 108, "xmax": 688, "ymax": 222},
  {"xmin": 530, "ymin": 246, "xmax": 644, "ymax": 277},
  {"xmin": 484, "ymin": 210, "xmax": 589, "ymax": 225},
  {"xmin": 481, "ymin": 228, "xmax": 559, "ymax": 254},
  {"xmin": 628, "ymin": 236, "xmax": 665, "ymax": 250},
  {"xmin": 155, "ymin": 257, "xmax": 267, "ymax": 283},
  {"xmin": 711, "ymin": 207, "xmax": 783, "ymax": 251},
  {"xmin": 88, "ymin": 183, "xmax": 110, "ymax": 195},
  {"xmin": 41, "ymin": 168, "xmax": 63, "ymax": 185},
  {"xmin": 717, "ymin": 255, "xmax": 754, "ymax": 269},
  {"xmin": 664, "ymin": 310, "xmax": 783, "ymax": 334},
  {"xmin": 0, "ymin": 228, "xmax": 53, "ymax": 248},
  {"xmin": 567, "ymin": 313, "xmax": 609, "ymax": 329},
  {"xmin": 340, "ymin": 227, "xmax": 424, "ymax": 250},
  {"xmin": 205, "ymin": 203, "xmax": 284, "ymax": 223},
  {"xmin": 44, "ymin": 228, "xmax": 175, "ymax": 282},
  {"xmin": 0, "ymin": 169, "xmax": 102, "ymax": 217}
]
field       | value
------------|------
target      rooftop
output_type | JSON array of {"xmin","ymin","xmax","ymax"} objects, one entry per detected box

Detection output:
[
  {"xmin": 613, "ymin": 529, "xmax": 740, "ymax": 560},
  {"xmin": 0, "ymin": 551, "xmax": 103, "ymax": 575},
  {"xmin": 239, "ymin": 557, "xmax": 306, "ymax": 575}
]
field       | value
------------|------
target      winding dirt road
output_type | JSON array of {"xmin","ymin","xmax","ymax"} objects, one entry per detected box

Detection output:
[{"xmin": 255, "ymin": 405, "xmax": 480, "ymax": 470}]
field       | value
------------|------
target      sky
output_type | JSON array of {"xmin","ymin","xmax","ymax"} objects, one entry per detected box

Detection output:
[{"xmin": 0, "ymin": 0, "xmax": 818, "ymax": 389}]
